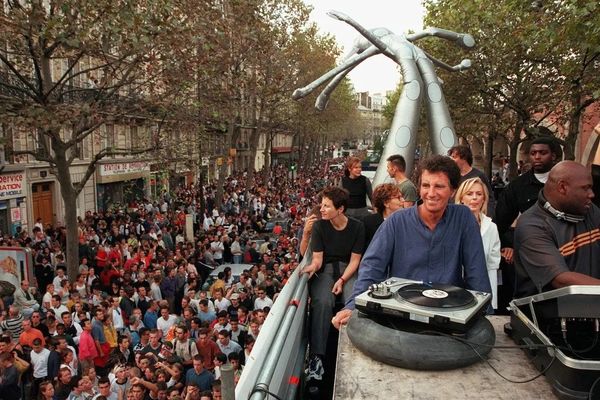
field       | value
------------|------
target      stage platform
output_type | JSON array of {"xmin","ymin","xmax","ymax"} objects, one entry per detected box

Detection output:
[{"xmin": 333, "ymin": 315, "xmax": 557, "ymax": 400}]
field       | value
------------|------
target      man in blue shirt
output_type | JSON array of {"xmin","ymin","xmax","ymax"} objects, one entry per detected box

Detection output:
[
  {"xmin": 333, "ymin": 155, "xmax": 492, "ymax": 328},
  {"xmin": 143, "ymin": 300, "xmax": 159, "ymax": 329},
  {"xmin": 91, "ymin": 308, "xmax": 110, "ymax": 370},
  {"xmin": 185, "ymin": 355, "xmax": 215, "ymax": 391},
  {"xmin": 197, "ymin": 299, "xmax": 216, "ymax": 325}
]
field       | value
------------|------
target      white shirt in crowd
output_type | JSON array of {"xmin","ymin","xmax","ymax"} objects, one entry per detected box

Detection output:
[
  {"xmin": 156, "ymin": 314, "xmax": 178, "ymax": 337},
  {"xmin": 213, "ymin": 297, "xmax": 231, "ymax": 313},
  {"xmin": 31, "ymin": 347, "xmax": 51, "ymax": 378},
  {"xmin": 112, "ymin": 308, "xmax": 125, "ymax": 331},
  {"xmin": 254, "ymin": 296, "xmax": 274, "ymax": 311}
]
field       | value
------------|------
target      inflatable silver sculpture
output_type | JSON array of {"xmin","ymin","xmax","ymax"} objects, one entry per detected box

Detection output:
[{"xmin": 293, "ymin": 10, "xmax": 475, "ymax": 186}]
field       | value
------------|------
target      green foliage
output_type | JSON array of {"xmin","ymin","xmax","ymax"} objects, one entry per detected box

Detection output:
[
  {"xmin": 290, "ymin": 23, "xmax": 361, "ymax": 159},
  {"xmin": 370, "ymin": 131, "xmax": 387, "ymax": 161},
  {"xmin": 422, "ymin": 0, "xmax": 600, "ymax": 163},
  {"xmin": 382, "ymin": 83, "xmax": 402, "ymax": 128}
]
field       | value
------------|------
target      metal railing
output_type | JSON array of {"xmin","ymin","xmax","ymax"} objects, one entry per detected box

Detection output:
[{"xmin": 235, "ymin": 246, "xmax": 312, "ymax": 399}]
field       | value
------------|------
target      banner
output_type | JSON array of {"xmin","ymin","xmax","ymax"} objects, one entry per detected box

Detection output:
[{"xmin": 0, "ymin": 173, "xmax": 25, "ymax": 200}]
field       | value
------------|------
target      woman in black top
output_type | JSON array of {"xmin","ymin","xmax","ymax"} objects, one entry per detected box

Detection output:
[
  {"xmin": 341, "ymin": 156, "xmax": 372, "ymax": 218},
  {"xmin": 301, "ymin": 186, "xmax": 365, "ymax": 381}
]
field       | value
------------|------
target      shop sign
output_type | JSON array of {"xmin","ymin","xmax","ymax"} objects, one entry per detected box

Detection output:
[
  {"xmin": 0, "ymin": 173, "xmax": 25, "ymax": 200},
  {"xmin": 99, "ymin": 162, "xmax": 150, "ymax": 176}
]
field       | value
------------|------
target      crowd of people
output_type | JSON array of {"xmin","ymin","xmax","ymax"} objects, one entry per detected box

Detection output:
[
  {"xmin": 0, "ymin": 163, "xmax": 343, "ymax": 400},
  {"xmin": 1, "ymin": 134, "xmax": 598, "ymax": 399}
]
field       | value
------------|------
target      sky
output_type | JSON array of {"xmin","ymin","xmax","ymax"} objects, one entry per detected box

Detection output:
[{"xmin": 303, "ymin": 0, "xmax": 425, "ymax": 94}]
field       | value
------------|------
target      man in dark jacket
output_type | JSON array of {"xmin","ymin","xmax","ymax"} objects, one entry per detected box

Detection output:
[
  {"xmin": 47, "ymin": 336, "xmax": 68, "ymax": 381},
  {"xmin": 494, "ymin": 136, "xmax": 560, "ymax": 308},
  {"xmin": 160, "ymin": 267, "xmax": 177, "ymax": 313}
]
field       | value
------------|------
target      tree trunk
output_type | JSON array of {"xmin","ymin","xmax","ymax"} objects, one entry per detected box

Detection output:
[
  {"xmin": 215, "ymin": 162, "xmax": 227, "ymax": 210},
  {"xmin": 52, "ymin": 144, "xmax": 80, "ymax": 279},
  {"xmin": 485, "ymin": 132, "xmax": 494, "ymax": 178},
  {"xmin": 64, "ymin": 190, "xmax": 79, "ymax": 280},
  {"xmin": 198, "ymin": 170, "xmax": 206, "ymax": 217},
  {"xmin": 507, "ymin": 121, "xmax": 525, "ymax": 181},
  {"xmin": 298, "ymin": 129, "xmax": 307, "ymax": 168},
  {"xmin": 245, "ymin": 128, "xmax": 259, "ymax": 190},
  {"xmin": 261, "ymin": 131, "xmax": 272, "ymax": 181},
  {"xmin": 216, "ymin": 118, "xmax": 235, "ymax": 208},
  {"xmin": 564, "ymin": 86, "xmax": 591, "ymax": 161},
  {"xmin": 307, "ymin": 138, "xmax": 317, "ymax": 167}
]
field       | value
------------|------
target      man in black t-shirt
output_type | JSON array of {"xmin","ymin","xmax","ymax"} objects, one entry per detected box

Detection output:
[{"xmin": 514, "ymin": 161, "xmax": 600, "ymax": 297}]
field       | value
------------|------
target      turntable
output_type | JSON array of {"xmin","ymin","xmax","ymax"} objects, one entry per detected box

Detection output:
[{"xmin": 354, "ymin": 278, "xmax": 492, "ymax": 332}]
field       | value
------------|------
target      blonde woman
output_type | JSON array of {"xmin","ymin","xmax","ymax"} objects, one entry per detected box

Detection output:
[{"xmin": 455, "ymin": 177, "xmax": 501, "ymax": 310}]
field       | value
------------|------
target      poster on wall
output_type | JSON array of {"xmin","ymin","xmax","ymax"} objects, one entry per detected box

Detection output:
[
  {"xmin": 0, "ymin": 247, "xmax": 33, "ymax": 295},
  {"xmin": 10, "ymin": 207, "xmax": 20, "ymax": 222}
]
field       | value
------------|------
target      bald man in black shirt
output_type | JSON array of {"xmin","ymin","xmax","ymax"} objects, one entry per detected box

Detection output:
[{"xmin": 514, "ymin": 161, "xmax": 600, "ymax": 297}]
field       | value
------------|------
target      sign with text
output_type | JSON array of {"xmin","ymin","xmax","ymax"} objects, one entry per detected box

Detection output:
[
  {"xmin": 99, "ymin": 162, "xmax": 150, "ymax": 176},
  {"xmin": 0, "ymin": 173, "xmax": 25, "ymax": 200}
]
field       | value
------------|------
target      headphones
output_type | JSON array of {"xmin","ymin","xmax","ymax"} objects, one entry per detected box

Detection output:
[{"xmin": 541, "ymin": 199, "xmax": 584, "ymax": 223}]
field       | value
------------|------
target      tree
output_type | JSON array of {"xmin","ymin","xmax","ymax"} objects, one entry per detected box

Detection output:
[
  {"xmin": 381, "ymin": 84, "xmax": 402, "ymax": 128},
  {"xmin": 423, "ymin": 1, "xmax": 552, "ymax": 177},
  {"xmin": 527, "ymin": 0, "xmax": 600, "ymax": 159},
  {"xmin": 0, "ymin": 0, "xmax": 197, "ymax": 279},
  {"xmin": 423, "ymin": 0, "xmax": 600, "ymax": 177},
  {"xmin": 191, "ymin": 0, "xmax": 267, "ymax": 208},
  {"xmin": 240, "ymin": 0, "xmax": 311, "ymax": 186},
  {"xmin": 290, "ymin": 25, "xmax": 361, "ymax": 169}
]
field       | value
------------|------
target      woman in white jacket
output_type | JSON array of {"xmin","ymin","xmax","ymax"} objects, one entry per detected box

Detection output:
[{"xmin": 455, "ymin": 178, "xmax": 501, "ymax": 310}]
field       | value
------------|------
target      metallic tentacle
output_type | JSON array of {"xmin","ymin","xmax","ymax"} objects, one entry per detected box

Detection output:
[
  {"xmin": 415, "ymin": 48, "xmax": 457, "ymax": 157},
  {"xmin": 406, "ymin": 27, "xmax": 475, "ymax": 50},
  {"xmin": 316, "ymin": 46, "xmax": 380, "ymax": 111},
  {"xmin": 292, "ymin": 46, "xmax": 381, "ymax": 101}
]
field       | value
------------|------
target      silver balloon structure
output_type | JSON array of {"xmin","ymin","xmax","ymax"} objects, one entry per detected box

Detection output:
[{"xmin": 293, "ymin": 10, "xmax": 474, "ymax": 187}]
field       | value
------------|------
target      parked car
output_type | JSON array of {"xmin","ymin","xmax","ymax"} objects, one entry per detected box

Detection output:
[{"xmin": 208, "ymin": 263, "xmax": 253, "ymax": 283}]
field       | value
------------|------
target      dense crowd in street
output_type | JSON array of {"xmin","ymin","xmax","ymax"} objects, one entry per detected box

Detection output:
[
  {"xmin": 0, "ymin": 162, "xmax": 343, "ymax": 400},
  {"xmin": 0, "ymin": 135, "xmax": 587, "ymax": 400}
]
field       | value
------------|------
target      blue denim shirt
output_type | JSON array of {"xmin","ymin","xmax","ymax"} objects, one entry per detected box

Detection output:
[{"xmin": 346, "ymin": 204, "xmax": 491, "ymax": 309}]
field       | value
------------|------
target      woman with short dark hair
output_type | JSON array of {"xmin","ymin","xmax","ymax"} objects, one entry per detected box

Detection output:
[{"xmin": 301, "ymin": 186, "xmax": 365, "ymax": 381}]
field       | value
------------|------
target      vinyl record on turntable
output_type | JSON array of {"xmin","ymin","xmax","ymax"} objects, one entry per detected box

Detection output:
[{"xmin": 396, "ymin": 283, "xmax": 476, "ymax": 308}]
